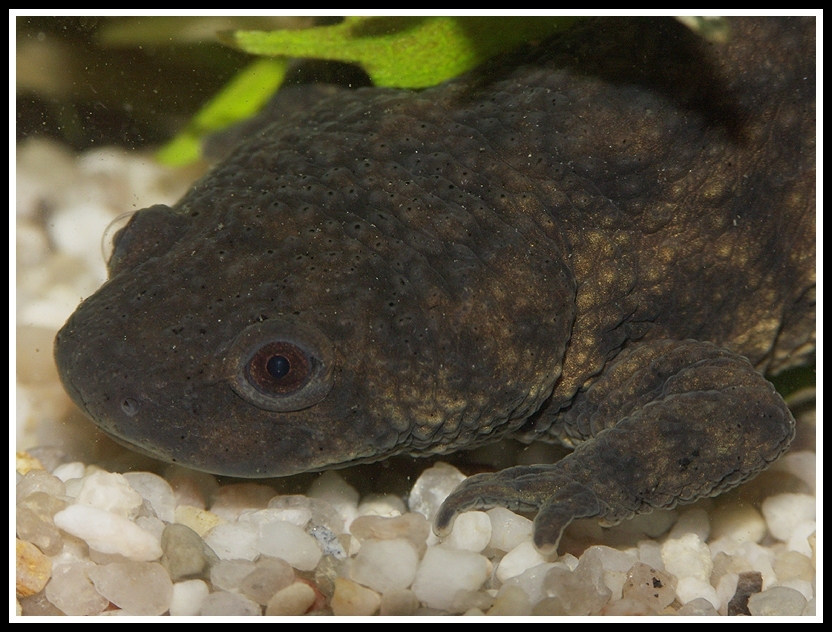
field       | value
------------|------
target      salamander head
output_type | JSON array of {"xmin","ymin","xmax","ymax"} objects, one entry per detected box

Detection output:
[{"xmin": 54, "ymin": 169, "xmax": 574, "ymax": 477}]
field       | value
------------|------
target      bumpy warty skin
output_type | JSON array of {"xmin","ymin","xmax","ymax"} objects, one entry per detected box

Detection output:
[{"xmin": 54, "ymin": 18, "xmax": 815, "ymax": 552}]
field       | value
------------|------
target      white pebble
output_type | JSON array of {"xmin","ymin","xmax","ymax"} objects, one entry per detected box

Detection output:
[
  {"xmin": 497, "ymin": 540, "xmax": 547, "ymax": 582},
  {"xmin": 487, "ymin": 507, "xmax": 533, "ymax": 552},
  {"xmin": 53, "ymin": 504, "xmax": 162, "ymax": 561},
  {"xmin": 48, "ymin": 201, "xmax": 116, "ymax": 274},
  {"xmin": 17, "ymin": 469, "xmax": 65, "ymax": 502},
  {"xmin": 350, "ymin": 538, "xmax": 419, "ymax": 592},
  {"xmin": 675, "ymin": 576, "xmax": 719, "ymax": 609},
  {"xmin": 87, "ymin": 561, "xmax": 173, "ymax": 615},
  {"xmin": 714, "ymin": 572, "xmax": 739, "ymax": 614},
  {"xmin": 257, "ymin": 521, "xmax": 322, "ymax": 571},
  {"xmin": 787, "ymin": 520, "xmax": 817, "ymax": 557},
  {"xmin": 710, "ymin": 503, "xmax": 767, "ymax": 544},
  {"xmin": 240, "ymin": 562, "xmax": 295, "ymax": 605},
  {"xmin": 357, "ymin": 493, "xmax": 407, "ymax": 517},
  {"xmin": 542, "ymin": 555, "xmax": 611, "ymax": 615},
  {"xmin": 268, "ymin": 494, "xmax": 344, "ymax": 534},
  {"xmin": 210, "ymin": 559, "xmax": 257, "ymax": 592},
  {"xmin": 203, "ymin": 521, "xmax": 259, "ymax": 561},
  {"xmin": 585, "ymin": 545, "xmax": 638, "ymax": 599},
  {"xmin": 761, "ymin": 493, "xmax": 815, "ymax": 541},
  {"xmin": 636, "ymin": 539, "xmax": 664, "ymax": 569},
  {"xmin": 747, "ymin": 585, "xmax": 808, "ymax": 616},
  {"xmin": 734, "ymin": 541, "xmax": 777, "ymax": 587},
  {"xmin": 677, "ymin": 597, "xmax": 719, "ymax": 615},
  {"xmin": 307, "ymin": 471, "xmax": 360, "ymax": 528},
  {"xmin": 199, "ymin": 591, "xmax": 261, "ymax": 616},
  {"xmin": 408, "ymin": 463, "xmax": 466, "ymax": 522},
  {"xmin": 169, "ymin": 580, "xmax": 209, "ymax": 616},
  {"xmin": 661, "ymin": 532, "xmax": 712, "ymax": 583},
  {"xmin": 45, "ymin": 562, "xmax": 109, "ymax": 616},
  {"xmin": 238, "ymin": 507, "xmax": 312, "ymax": 529},
  {"xmin": 443, "ymin": 511, "xmax": 491, "ymax": 552},
  {"xmin": 76, "ymin": 471, "xmax": 143, "ymax": 517},
  {"xmin": 411, "ymin": 546, "xmax": 489, "ymax": 611},
  {"xmin": 775, "ymin": 578, "xmax": 814, "ymax": 603},
  {"xmin": 51, "ymin": 461, "xmax": 86, "ymax": 482},
  {"xmin": 124, "ymin": 472, "xmax": 176, "ymax": 523},
  {"xmin": 667, "ymin": 508, "xmax": 710, "ymax": 542},
  {"xmin": 502, "ymin": 562, "xmax": 558, "ymax": 606},
  {"xmin": 775, "ymin": 450, "xmax": 816, "ymax": 491}
]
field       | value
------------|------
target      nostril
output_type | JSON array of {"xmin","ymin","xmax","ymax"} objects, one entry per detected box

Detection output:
[{"xmin": 121, "ymin": 398, "xmax": 141, "ymax": 417}]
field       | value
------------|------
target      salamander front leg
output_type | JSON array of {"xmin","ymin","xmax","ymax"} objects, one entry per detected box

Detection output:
[{"xmin": 435, "ymin": 339, "xmax": 795, "ymax": 554}]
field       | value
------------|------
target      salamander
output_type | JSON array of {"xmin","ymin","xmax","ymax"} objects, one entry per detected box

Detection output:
[{"xmin": 54, "ymin": 17, "xmax": 815, "ymax": 552}]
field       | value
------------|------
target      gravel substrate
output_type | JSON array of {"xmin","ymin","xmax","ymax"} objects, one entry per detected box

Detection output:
[{"xmin": 15, "ymin": 138, "xmax": 816, "ymax": 617}]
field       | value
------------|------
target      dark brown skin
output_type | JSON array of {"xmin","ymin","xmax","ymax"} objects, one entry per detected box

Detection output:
[{"xmin": 54, "ymin": 18, "xmax": 815, "ymax": 553}]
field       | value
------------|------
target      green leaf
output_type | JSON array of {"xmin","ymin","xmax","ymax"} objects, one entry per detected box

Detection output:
[
  {"xmin": 157, "ymin": 57, "xmax": 288, "ymax": 166},
  {"xmin": 228, "ymin": 16, "xmax": 576, "ymax": 89},
  {"xmin": 159, "ymin": 16, "xmax": 579, "ymax": 165}
]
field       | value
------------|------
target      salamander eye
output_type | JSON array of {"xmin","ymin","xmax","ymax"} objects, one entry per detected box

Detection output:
[
  {"xmin": 246, "ymin": 342, "xmax": 311, "ymax": 394},
  {"xmin": 228, "ymin": 319, "xmax": 334, "ymax": 412}
]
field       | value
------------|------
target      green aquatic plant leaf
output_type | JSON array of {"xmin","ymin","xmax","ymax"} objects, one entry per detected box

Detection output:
[
  {"xmin": 157, "ymin": 57, "xmax": 287, "ymax": 165},
  {"xmin": 159, "ymin": 16, "xmax": 576, "ymax": 165},
  {"xmin": 228, "ymin": 16, "xmax": 576, "ymax": 89}
]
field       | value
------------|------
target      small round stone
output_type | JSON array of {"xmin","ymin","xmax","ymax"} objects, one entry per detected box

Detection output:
[
  {"xmin": 16, "ymin": 538, "xmax": 52, "ymax": 597},
  {"xmin": 621, "ymin": 562, "xmax": 676, "ymax": 611},
  {"xmin": 350, "ymin": 538, "xmax": 419, "ymax": 592},
  {"xmin": 442, "ymin": 511, "xmax": 491, "ymax": 552},
  {"xmin": 160, "ymin": 523, "xmax": 219, "ymax": 581},
  {"xmin": 747, "ymin": 585, "xmax": 808, "ymax": 616},
  {"xmin": 761, "ymin": 493, "xmax": 815, "ymax": 541},
  {"xmin": 256, "ymin": 521, "xmax": 323, "ymax": 571},
  {"xmin": 497, "ymin": 540, "xmax": 547, "ymax": 582},
  {"xmin": 87, "ymin": 561, "xmax": 173, "ymax": 615},
  {"xmin": 379, "ymin": 589, "xmax": 420, "ymax": 616},
  {"xmin": 169, "ymin": 580, "xmax": 209, "ymax": 616},
  {"xmin": 45, "ymin": 562, "xmax": 109, "ymax": 615},
  {"xmin": 330, "ymin": 577, "xmax": 381, "ymax": 616},
  {"xmin": 411, "ymin": 546, "xmax": 489, "ymax": 611},
  {"xmin": 265, "ymin": 581, "xmax": 316, "ymax": 616},
  {"xmin": 661, "ymin": 532, "xmax": 713, "ymax": 584},
  {"xmin": 53, "ymin": 504, "xmax": 163, "ymax": 561},
  {"xmin": 486, "ymin": 507, "xmax": 533, "ymax": 552},
  {"xmin": 199, "ymin": 590, "xmax": 261, "ymax": 616}
]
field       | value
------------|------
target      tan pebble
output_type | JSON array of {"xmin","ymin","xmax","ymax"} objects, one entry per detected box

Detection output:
[
  {"xmin": 16, "ymin": 451, "xmax": 45, "ymax": 475},
  {"xmin": 330, "ymin": 577, "xmax": 381, "ymax": 616},
  {"xmin": 486, "ymin": 585, "xmax": 531, "ymax": 615},
  {"xmin": 773, "ymin": 550, "xmax": 815, "ymax": 582},
  {"xmin": 599, "ymin": 597, "xmax": 656, "ymax": 615},
  {"xmin": 350, "ymin": 513, "xmax": 430, "ymax": 555},
  {"xmin": 621, "ymin": 562, "xmax": 676, "ymax": 611},
  {"xmin": 297, "ymin": 578, "xmax": 328, "ymax": 613},
  {"xmin": 379, "ymin": 589, "xmax": 420, "ymax": 616},
  {"xmin": 16, "ymin": 538, "xmax": 52, "ymax": 597},
  {"xmin": 174, "ymin": 505, "xmax": 224, "ymax": 536},
  {"xmin": 265, "ymin": 581, "xmax": 316, "ymax": 616}
]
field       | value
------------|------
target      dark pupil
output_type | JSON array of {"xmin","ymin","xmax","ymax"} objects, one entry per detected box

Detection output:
[{"xmin": 267, "ymin": 355, "xmax": 290, "ymax": 379}]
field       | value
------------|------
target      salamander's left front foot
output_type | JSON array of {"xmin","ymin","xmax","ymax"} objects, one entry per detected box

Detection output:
[{"xmin": 435, "ymin": 339, "xmax": 795, "ymax": 554}]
